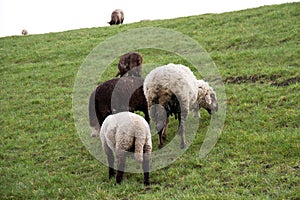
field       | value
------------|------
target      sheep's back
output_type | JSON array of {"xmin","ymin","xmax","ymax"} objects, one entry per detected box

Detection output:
[
  {"xmin": 111, "ymin": 9, "xmax": 124, "ymax": 22},
  {"xmin": 144, "ymin": 64, "xmax": 198, "ymax": 107},
  {"xmin": 95, "ymin": 77, "xmax": 147, "ymax": 119},
  {"xmin": 101, "ymin": 112, "xmax": 151, "ymax": 151},
  {"xmin": 111, "ymin": 76, "xmax": 146, "ymax": 111}
]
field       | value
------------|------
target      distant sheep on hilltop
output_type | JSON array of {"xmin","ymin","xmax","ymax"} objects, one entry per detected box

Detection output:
[
  {"xmin": 21, "ymin": 29, "xmax": 28, "ymax": 35},
  {"xmin": 108, "ymin": 9, "xmax": 124, "ymax": 25}
]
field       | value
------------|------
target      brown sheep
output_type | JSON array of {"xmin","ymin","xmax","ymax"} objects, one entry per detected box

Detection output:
[
  {"xmin": 116, "ymin": 52, "xmax": 143, "ymax": 77},
  {"xmin": 108, "ymin": 9, "xmax": 124, "ymax": 25}
]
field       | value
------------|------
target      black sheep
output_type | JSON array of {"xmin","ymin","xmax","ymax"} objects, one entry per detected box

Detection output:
[{"xmin": 89, "ymin": 76, "xmax": 149, "ymax": 137}]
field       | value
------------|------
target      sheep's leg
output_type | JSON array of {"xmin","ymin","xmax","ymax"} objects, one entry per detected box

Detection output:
[
  {"xmin": 149, "ymin": 102, "xmax": 169, "ymax": 148},
  {"xmin": 107, "ymin": 149, "xmax": 115, "ymax": 179},
  {"xmin": 178, "ymin": 120, "xmax": 186, "ymax": 149},
  {"xmin": 157, "ymin": 116, "xmax": 169, "ymax": 148},
  {"xmin": 149, "ymin": 103, "xmax": 164, "ymax": 148},
  {"xmin": 103, "ymin": 142, "xmax": 115, "ymax": 179},
  {"xmin": 116, "ymin": 150, "xmax": 126, "ymax": 184},
  {"xmin": 143, "ymin": 152, "xmax": 150, "ymax": 186},
  {"xmin": 158, "ymin": 129, "xmax": 164, "ymax": 149},
  {"xmin": 178, "ymin": 113, "xmax": 186, "ymax": 149},
  {"xmin": 162, "ymin": 117, "xmax": 169, "ymax": 141}
]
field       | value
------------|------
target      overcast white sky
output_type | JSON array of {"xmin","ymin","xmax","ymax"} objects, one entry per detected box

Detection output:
[{"xmin": 0, "ymin": 0, "xmax": 295, "ymax": 37}]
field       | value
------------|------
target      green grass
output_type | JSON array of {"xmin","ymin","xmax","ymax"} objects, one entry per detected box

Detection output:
[{"xmin": 1, "ymin": 2, "xmax": 299, "ymax": 199}]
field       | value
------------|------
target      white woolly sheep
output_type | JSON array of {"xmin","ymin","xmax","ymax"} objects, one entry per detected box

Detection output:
[
  {"xmin": 143, "ymin": 63, "xmax": 218, "ymax": 149},
  {"xmin": 100, "ymin": 111, "xmax": 152, "ymax": 185},
  {"xmin": 108, "ymin": 9, "xmax": 124, "ymax": 25}
]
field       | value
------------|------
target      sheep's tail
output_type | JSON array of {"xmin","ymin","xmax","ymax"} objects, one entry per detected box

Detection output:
[{"xmin": 134, "ymin": 137, "xmax": 145, "ymax": 163}]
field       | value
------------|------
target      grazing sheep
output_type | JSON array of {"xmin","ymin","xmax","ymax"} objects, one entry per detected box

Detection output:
[
  {"xmin": 143, "ymin": 63, "xmax": 218, "ymax": 149},
  {"xmin": 108, "ymin": 9, "xmax": 124, "ymax": 25},
  {"xmin": 100, "ymin": 111, "xmax": 152, "ymax": 185},
  {"xmin": 89, "ymin": 76, "xmax": 149, "ymax": 137},
  {"xmin": 116, "ymin": 52, "xmax": 143, "ymax": 77},
  {"xmin": 21, "ymin": 29, "xmax": 28, "ymax": 35}
]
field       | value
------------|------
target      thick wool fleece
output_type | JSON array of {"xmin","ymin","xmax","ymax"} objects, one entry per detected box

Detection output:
[{"xmin": 100, "ymin": 112, "xmax": 152, "ymax": 162}]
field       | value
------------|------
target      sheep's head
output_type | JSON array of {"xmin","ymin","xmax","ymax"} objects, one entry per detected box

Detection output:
[
  {"xmin": 196, "ymin": 80, "xmax": 218, "ymax": 115},
  {"xmin": 117, "ymin": 52, "xmax": 143, "ymax": 77}
]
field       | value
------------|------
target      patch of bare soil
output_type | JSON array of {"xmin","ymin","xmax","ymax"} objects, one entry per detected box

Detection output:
[{"xmin": 271, "ymin": 77, "xmax": 300, "ymax": 87}]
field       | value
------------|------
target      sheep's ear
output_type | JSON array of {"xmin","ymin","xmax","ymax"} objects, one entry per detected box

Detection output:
[
  {"xmin": 197, "ymin": 80, "xmax": 206, "ymax": 91},
  {"xmin": 119, "ymin": 63, "xmax": 126, "ymax": 69},
  {"xmin": 198, "ymin": 85, "xmax": 204, "ymax": 93},
  {"xmin": 205, "ymin": 94, "xmax": 212, "ymax": 105}
]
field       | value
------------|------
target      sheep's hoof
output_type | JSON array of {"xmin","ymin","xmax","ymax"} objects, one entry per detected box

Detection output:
[
  {"xmin": 109, "ymin": 168, "xmax": 115, "ymax": 179},
  {"xmin": 158, "ymin": 143, "xmax": 164, "ymax": 149},
  {"xmin": 162, "ymin": 135, "xmax": 167, "ymax": 141},
  {"xmin": 144, "ymin": 181, "xmax": 150, "ymax": 186},
  {"xmin": 116, "ymin": 177, "xmax": 122, "ymax": 184},
  {"xmin": 144, "ymin": 186, "xmax": 151, "ymax": 190},
  {"xmin": 116, "ymin": 172, "xmax": 123, "ymax": 184},
  {"xmin": 109, "ymin": 173, "xmax": 115, "ymax": 179},
  {"xmin": 180, "ymin": 142, "xmax": 186, "ymax": 149}
]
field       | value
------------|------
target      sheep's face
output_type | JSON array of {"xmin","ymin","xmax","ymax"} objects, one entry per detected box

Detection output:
[
  {"xmin": 204, "ymin": 92, "xmax": 218, "ymax": 114},
  {"xmin": 197, "ymin": 80, "xmax": 218, "ymax": 114}
]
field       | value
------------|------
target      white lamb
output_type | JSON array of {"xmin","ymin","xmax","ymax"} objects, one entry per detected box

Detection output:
[
  {"xmin": 143, "ymin": 63, "xmax": 218, "ymax": 149},
  {"xmin": 100, "ymin": 111, "xmax": 152, "ymax": 185}
]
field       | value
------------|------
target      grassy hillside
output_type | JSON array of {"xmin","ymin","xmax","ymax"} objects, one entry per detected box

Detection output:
[{"xmin": 1, "ymin": 2, "xmax": 299, "ymax": 199}]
